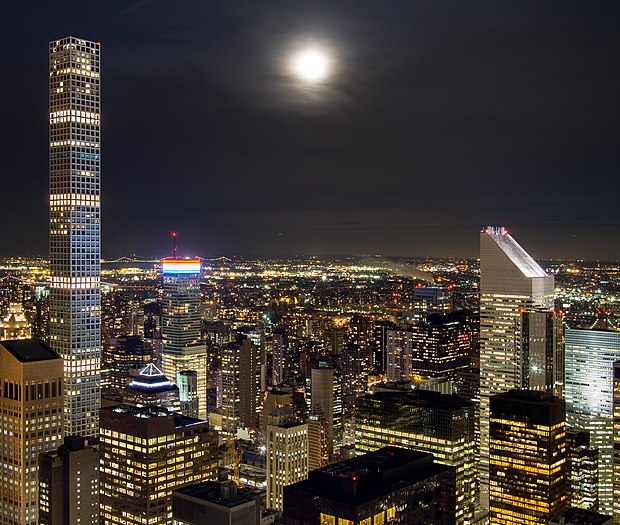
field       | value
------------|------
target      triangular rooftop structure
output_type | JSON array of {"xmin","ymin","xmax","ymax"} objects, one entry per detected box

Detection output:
[
  {"xmin": 482, "ymin": 226, "xmax": 548, "ymax": 278},
  {"xmin": 139, "ymin": 363, "xmax": 165, "ymax": 377}
]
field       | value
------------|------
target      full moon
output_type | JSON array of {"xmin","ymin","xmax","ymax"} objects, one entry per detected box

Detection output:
[{"xmin": 291, "ymin": 49, "xmax": 330, "ymax": 83}]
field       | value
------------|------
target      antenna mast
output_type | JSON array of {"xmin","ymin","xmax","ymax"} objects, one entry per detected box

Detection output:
[{"xmin": 172, "ymin": 232, "xmax": 177, "ymax": 259}]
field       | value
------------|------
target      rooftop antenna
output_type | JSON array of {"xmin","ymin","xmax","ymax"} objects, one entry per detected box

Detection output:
[{"xmin": 172, "ymin": 232, "xmax": 177, "ymax": 259}]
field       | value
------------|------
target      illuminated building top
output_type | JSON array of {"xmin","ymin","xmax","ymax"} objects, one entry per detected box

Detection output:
[
  {"xmin": 162, "ymin": 258, "xmax": 201, "ymax": 275},
  {"xmin": 481, "ymin": 226, "xmax": 548, "ymax": 279}
]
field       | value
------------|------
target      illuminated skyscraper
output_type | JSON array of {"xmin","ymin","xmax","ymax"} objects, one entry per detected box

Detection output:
[
  {"xmin": 221, "ymin": 336, "xmax": 261, "ymax": 434},
  {"xmin": 308, "ymin": 365, "xmax": 342, "ymax": 461},
  {"xmin": 342, "ymin": 344, "xmax": 372, "ymax": 399},
  {"xmin": 342, "ymin": 344, "xmax": 372, "ymax": 447},
  {"xmin": 565, "ymin": 328, "xmax": 620, "ymax": 514},
  {"xmin": 101, "ymin": 335, "xmax": 154, "ymax": 400},
  {"xmin": 386, "ymin": 314, "xmax": 470, "ymax": 383},
  {"xmin": 266, "ymin": 407, "xmax": 308, "ymax": 511},
  {"xmin": 519, "ymin": 308, "xmax": 564, "ymax": 396},
  {"xmin": 99, "ymin": 405, "xmax": 218, "ymax": 524},
  {"xmin": 489, "ymin": 390, "xmax": 568, "ymax": 524},
  {"xmin": 221, "ymin": 340, "xmax": 241, "ymax": 435},
  {"xmin": 355, "ymin": 390, "xmax": 476, "ymax": 524},
  {"xmin": 160, "ymin": 258, "xmax": 208, "ymax": 420},
  {"xmin": 49, "ymin": 36, "xmax": 101, "ymax": 438},
  {"xmin": 239, "ymin": 335, "xmax": 263, "ymax": 430},
  {"xmin": 406, "ymin": 286, "xmax": 451, "ymax": 323},
  {"xmin": 346, "ymin": 315, "xmax": 375, "ymax": 360},
  {"xmin": 177, "ymin": 370, "xmax": 199, "ymax": 418},
  {"xmin": 0, "ymin": 339, "xmax": 64, "ymax": 525},
  {"xmin": 479, "ymin": 226, "xmax": 555, "ymax": 501},
  {"xmin": 272, "ymin": 328, "xmax": 286, "ymax": 386},
  {"xmin": 566, "ymin": 428, "xmax": 598, "ymax": 511},
  {"xmin": 307, "ymin": 414, "xmax": 330, "ymax": 471}
]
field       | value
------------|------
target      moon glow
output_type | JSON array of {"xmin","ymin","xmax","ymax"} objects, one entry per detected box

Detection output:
[{"xmin": 291, "ymin": 49, "xmax": 330, "ymax": 83}]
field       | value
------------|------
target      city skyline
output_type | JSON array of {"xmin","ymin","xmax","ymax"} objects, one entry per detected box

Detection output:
[
  {"xmin": 1, "ymin": 7, "xmax": 619, "ymax": 520},
  {"xmin": 1, "ymin": 2, "xmax": 619, "ymax": 259}
]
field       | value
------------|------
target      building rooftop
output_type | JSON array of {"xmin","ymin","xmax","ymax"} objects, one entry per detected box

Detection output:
[
  {"xmin": 550, "ymin": 507, "xmax": 613, "ymax": 525},
  {"xmin": 174, "ymin": 480, "xmax": 260, "ymax": 508},
  {"xmin": 359, "ymin": 388, "xmax": 473, "ymax": 412},
  {"xmin": 126, "ymin": 363, "xmax": 178, "ymax": 393},
  {"xmin": 493, "ymin": 389, "xmax": 561, "ymax": 406},
  {"xmin": 0, "ymin": 339, "xmax": 60, "ymax": 362},
  {"xmin": 286, "ymin": 446, "xmax": 453, "ymax": 505},
  {"xmin": 40, "ymin": 436, "xmax": 89, "ymax": 458},
  {"xmin": 107, "ymin": 404, "xmax": 204, "ymax": 428},
  {"xmin": 483, "ymin": 226, "xmax": 548, "ymax": 278}
]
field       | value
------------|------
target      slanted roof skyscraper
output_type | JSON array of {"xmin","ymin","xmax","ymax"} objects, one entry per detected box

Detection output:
[{"xmin": 479, "ymin": 226, "xmax": 557, "ymax": 505}]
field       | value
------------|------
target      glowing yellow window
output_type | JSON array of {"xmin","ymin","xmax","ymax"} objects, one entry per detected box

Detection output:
[
  {"xmin": 360, "ymin": 519, "xmax": 371, "ymax": 525},
  {"xmin": 387, "ymin": 507, "xmax": 396, "ymax": 521},
  {"xmin": 320, "ymin": 514, "xmax": 336, "ymax": 525},
  {"xmin": 338, "ymin": 519, "xmax": 354, "ymax": 525},
  {"xmin": 374, "ymin": 512, "xmax": 385, "ymax": 525}
]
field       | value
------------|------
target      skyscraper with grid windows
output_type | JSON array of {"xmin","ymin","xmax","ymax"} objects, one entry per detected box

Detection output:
[
  {"xmin": 160, "ymin": 258, "xmax": 208, "ymax": 420},
  {"xmin": 49, "ymin": 36, "xmax": 101, "ymax": 438},
  {"xmin": 479, "ymin": 226, "xmax": 556, "ymax": 506}
]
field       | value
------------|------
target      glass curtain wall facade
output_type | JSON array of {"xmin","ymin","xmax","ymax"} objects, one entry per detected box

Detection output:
[
  {"xmin": 565, "ymin": 328, "xmax": 620, "ymax": 514},
  {"xmin": 355, "ymin": 390, "xmax": 476, "ymax": 524}
]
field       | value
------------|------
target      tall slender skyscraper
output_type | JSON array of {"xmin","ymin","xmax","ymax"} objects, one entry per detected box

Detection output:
[
  {"xmin": 220, "ymin": 336, "xmax": 261, "ymax": 434},
  {"xmin": 49, "ymin": 37, "xmax": 101, "ymax": 438},
  {"xmin": 309, "ymin": 365, "xmax": 343, "ymax": 461},
  {"xmin": 479, "ymin": 227, "xmax": 555, "ymax": 503}
]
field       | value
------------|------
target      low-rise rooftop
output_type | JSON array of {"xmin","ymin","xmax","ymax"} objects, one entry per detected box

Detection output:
[{"xmin": 0, "ymin": 339, "xmax": 60, "ymax": 362}]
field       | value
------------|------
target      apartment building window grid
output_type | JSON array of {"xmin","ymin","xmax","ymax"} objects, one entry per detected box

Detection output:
[{"xmin": 49, "ymin": 36, "xmax": 101, "ymax": 438}]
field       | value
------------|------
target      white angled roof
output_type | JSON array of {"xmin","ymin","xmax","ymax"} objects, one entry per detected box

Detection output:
[{"xmin": 484, "ymin": 227, "xmax": 548, "ymax": 278}]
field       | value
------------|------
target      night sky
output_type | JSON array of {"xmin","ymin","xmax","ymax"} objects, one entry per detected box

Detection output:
[{"xmin": 2, "ymin": 1, "xmax": 619, "ymax": 260}]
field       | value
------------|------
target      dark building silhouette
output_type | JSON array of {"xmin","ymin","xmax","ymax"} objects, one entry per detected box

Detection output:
[
  {"xmin": 173, "ymin": 481, "xmax": 261, "ymax": 525},
  {"xmin": 283, "ymin": 446, "xmax": 456, "ymax": 524},
  {"xmin": 39, "ymin": 436, "xmax": 99, "ymax": 524}
]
